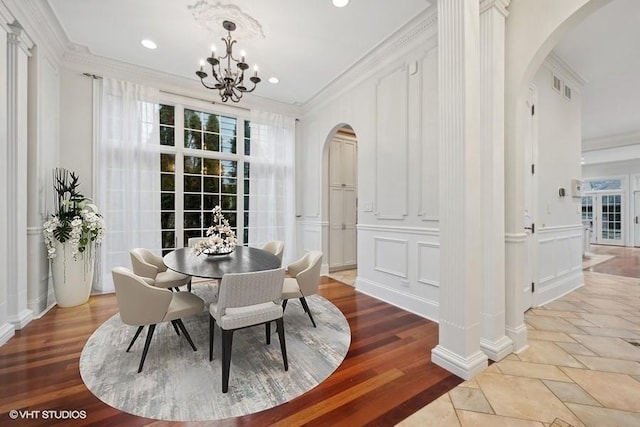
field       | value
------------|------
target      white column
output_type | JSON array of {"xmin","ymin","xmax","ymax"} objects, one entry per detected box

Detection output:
[
  {"xmin": 0, "ymin": 3, "xmax": 15, "ymax": 345},
  {"xmin": 432, "ymin": 0, "xmax": 488, "ymax": 380},
  {"xmin": 6, "ymin": 21, "xmax": 34, "ymax": 329},
  {"xmin": 478, "ymin": 0, "xmax": 512, "ymax": 361}
]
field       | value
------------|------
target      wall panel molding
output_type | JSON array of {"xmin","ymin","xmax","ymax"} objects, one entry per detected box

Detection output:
[
  {"xmin": 417, "ymin": 241, "xmax": 440, "ymax": 287},
  {"xmin": 374, "ymin": 64, "xmax": 409, "ymax": 220},
  {"xmin": 373, "ymin": 237, "xmax": 409, "ymax": 278}
]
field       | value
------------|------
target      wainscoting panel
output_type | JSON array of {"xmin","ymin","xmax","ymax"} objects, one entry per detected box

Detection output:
[
  {"xmin": 535, "ymin": 225, "xmax": 584, "ymax": 306},
  {"xmin": 417, "ymin": 241, "xmax": 440, "ymax": 287},
  {"xmin": 374, "ymin": 237, "xmax": 409, "ymax": 278},
  {"xmin": 357, "ymin": 224, "xmax": 440, "ymax": 321}
]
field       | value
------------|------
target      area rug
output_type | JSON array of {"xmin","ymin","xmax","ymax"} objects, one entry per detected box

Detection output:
[{"xmin": 79, "ymin": 284, "xmax": 350, "ymax": 422}]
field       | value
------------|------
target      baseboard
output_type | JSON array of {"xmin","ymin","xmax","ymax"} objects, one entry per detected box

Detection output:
[
  {"xmin": 0, "ymin": 323, "xmax": 16, "ymax": 346},
  {"xmin": 356, "ymin": 277, "xmax": 439, "ymax": 322},
  {"xmin": 431, "ymin": 345, "xmax": 488, "ymax": 380},
  {"xmin": 8, "ymin": 309, "xmax": 33, "ymax": 330}
]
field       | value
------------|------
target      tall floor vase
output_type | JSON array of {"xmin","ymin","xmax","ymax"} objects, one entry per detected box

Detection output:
[{"xmin": 51, "ymin": 240, "xmax": 95, "ymax": 307}]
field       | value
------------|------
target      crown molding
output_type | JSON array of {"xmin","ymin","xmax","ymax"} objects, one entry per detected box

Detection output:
[
  {"xmin": 61, "ymin": 49, "xmax": 302, "ymax": 118},
  {"xmin": 303, "ymin": 5, "xmax": 438, "ymax": 115},
  {"xmin": 545, "ymin": 50, "xmax": 587, "ymax": 89},
  {"xmin": 582, "ymin": 130, "xmax": 640, "ymax": 152},
  {"xmin": 0, "ymin": 1, "xmax": 14, "ymax": 31}
]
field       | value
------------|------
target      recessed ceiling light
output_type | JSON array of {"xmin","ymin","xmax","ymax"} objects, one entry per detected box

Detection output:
[
  {"xmin": 332, "ymin": 0, "xmax": 349, "ymax": 7},
  {"xmin": 268, "ymin": 77, "xmax": 279, "ymax": 84},
  {"xmin": 141, "ymin": 39, "xmax": 157, "ymax": 50}
]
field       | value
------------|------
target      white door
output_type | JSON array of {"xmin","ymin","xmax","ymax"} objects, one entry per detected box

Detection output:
[
  {"xmin": 328, "ymin": 135, "xmax": 357, "ymax": 270},
  {"xmin": 584, "ymin": 192, "xmax": 624, "ymax": 246},
  {"xmin": 582, "ymin": 194, "xmax": 595, "ymax": 244},
  {"xmin": 522, "ymin": 85, "xmax": 537, "ymax": 311},
  {"xmin": 597, "ymin": 193, "xmax": 623, "ymax": 245},
  {"xmin": 634, "ymin": 192, "xmax": 640, "ymax": 247}
]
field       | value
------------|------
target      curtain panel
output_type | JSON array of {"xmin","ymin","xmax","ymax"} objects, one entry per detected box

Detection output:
[
  {"xmin": 95, "ymin": 78, "xmax": 161, "ymax": 292},
  {"xmin": 248, "ymin": 111, "xmax": 297, "ymax": 266}
]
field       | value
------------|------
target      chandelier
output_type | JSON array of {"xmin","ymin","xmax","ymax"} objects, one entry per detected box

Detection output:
[{"xmin": 196, "ymin": 20, "xmax": 261, "ymax": 103}]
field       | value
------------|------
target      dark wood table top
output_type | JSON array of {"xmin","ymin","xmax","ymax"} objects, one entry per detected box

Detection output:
[{"xmin": 163, "ymin": 246, "xmax": 281, "ymax": 279}]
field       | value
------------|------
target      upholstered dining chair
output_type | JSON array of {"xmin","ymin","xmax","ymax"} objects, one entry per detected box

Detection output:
[
  {"xmin": 130, "ymin": 248, "xmax": 192, "ymax": 292},
  {"xmin": 262, "ymin": 240, "xmax": 285, "ymax": 266},
  {"xmin": 282, "ymin": 251, "xmax": 323, "ymax": 328},
  {"xmin": 111, "ymin": 267, "xmax": 205, "ymax": 373},
  {"xmin": 209, "ymin": 268, "xmax": 287, "ymax": 393}
]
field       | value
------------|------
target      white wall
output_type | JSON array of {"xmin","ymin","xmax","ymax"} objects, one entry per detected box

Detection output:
[
  {"xmin": 534, "ymin": 62, "xmax": 583, "ymax": 228},
  {"xmin": 298, "ymin": 11, "xmax": 441, "ymax": 320},
  {"xmin": 530, "ymin": 59, "xmax": 584, "ymax": 306}
]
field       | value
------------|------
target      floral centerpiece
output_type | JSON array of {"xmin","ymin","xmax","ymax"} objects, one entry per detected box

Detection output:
[
  {"xmin": 43, "ymin": 168, "xmax": 106, "ymax": 260},
  {"xmin": 192, "ymin": 205, "xmax": 237, "ymax": 255}
]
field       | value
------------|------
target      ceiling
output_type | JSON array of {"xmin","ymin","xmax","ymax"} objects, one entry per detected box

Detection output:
[
  {"xmin": 45, "ymin": 0, "xmax": 638, "ymax": 143},
  {"xmin": 47, "ymin": 0, "xmax": 431, "ymax": 105},
  {"xmin": 553, "ymin": 0, "xmax": 640, "ymax": 142}
]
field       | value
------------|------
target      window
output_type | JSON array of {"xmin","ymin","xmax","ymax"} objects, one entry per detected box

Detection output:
[
  {"xmin": 159, "ymin": 103, "xmax": 251, "ymax": 255},
  {"xmin": 584, "ymin": 179, "xmax": 622, "ymax": 191}
]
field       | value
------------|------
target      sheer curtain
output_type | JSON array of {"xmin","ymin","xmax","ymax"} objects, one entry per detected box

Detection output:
[
  {"xmin": 94, "ymin": 78, "xmax": 160, "ymax": 292},
  {"xmin": 248, "ymin": 110, "xmax": 296, "ymax": 266}
]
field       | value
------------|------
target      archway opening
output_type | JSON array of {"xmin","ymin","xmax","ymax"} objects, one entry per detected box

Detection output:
[{"xmin": 324, "ymin": 124, "xmax": 358, "ymax": 286}]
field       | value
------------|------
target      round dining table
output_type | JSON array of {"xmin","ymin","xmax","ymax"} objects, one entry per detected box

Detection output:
[{"xmin": 163, "ymin": 246, "xmax": 281, "ymax": 279}]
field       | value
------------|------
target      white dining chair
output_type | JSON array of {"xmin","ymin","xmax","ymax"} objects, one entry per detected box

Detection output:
[{"xmin": 209, "ymin": 267, "xmax": 288, "ymax": 393}]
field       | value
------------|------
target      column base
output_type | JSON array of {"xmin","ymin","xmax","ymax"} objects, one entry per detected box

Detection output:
[
  {"xmin": 0, "ymin": 322, "xmax": 16, "ymax": 346},
  {"xmin": 432, "ymin": 345, "xmax": 488, "ymax": 380},
  {"xmin": 480, "ymin": 335, "xmax": 513, "ymax": 361},
  {"xmin": 506, "ymin": 323, "xmax": 528, "ymax": 353}
]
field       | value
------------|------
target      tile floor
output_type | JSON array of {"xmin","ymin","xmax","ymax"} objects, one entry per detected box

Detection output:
[
  {"xmin": 398, "ymin": 254, "xmax": 640, "ymax": 427},
  {"xmin": 327, "ymin": 268, "xmax": 357, "ymax": 287}
]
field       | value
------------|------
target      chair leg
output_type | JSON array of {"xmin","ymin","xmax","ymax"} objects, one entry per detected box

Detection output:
[
  {"xmin": 138, "ymin": 324, "xmax": 156, "ymax": 373},
  {"xmin": 171, "ymin": 320, "xmax": 181, "ymax": 336},
  {"xmin": 282, "ymin": 299, "xmax": 288, "ymax": 311},
  {"xmin": 209, "ymin": 315, "xmax": 215, "ymax": 361},
  {"xmin": 221, "ymin": 329, "xmax": 234, "ymax": 393},
  {"xmin": 126, "ymin": 326, "xmax": 144, "ymax": 352},
  {"xmin": 265, "ymin": 321, "xmax": 271, "ymax": 345},
  {"xmin": 299, "ymin": 296, "xmax": 317, "ymax": 327},
  {"xmin": 175, "ymin": 319, "xmax": 197, "ymax": 351},
  {"xmin": 187, "ymin": 278, "xmax": 192, "ymax": 292},
  {"xmin": 276, "ymin": 317, "xmax": 288, "ymax": 371}
]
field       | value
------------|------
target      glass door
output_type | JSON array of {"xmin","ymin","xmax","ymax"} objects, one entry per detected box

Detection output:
[
  {"xmin": 581, "ymin": 195, "xmax": 595, "ymax": 244},
  {"xmin": 584, "ymin": 192, "xmax": 624, "ymax": 246},
  {"xmin": 598, "ymin": 193, "xmax": 623, "ymax": 245}
]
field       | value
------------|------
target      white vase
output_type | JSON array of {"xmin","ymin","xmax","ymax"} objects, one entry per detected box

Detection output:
[{"xmin": 51, "ymin": 240, "xmax": 95, "ymax": 307}]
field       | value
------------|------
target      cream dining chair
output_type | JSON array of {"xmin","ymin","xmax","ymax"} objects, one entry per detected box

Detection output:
[
  {"xmin": 209, "ymin": 267, "xmax": 288, "ymax": 393},
  {"xmin": 130, "ymin": 248, "xmax": 192, "ymax": 292},
  {"xmin": 262, "ymin": 241, "xmax": 285, "ymax": 266},
  {"xmin": 282, "ymin": 251, "xmax": 323, "ymax": 327},
  {"xmin": 112, "ymin": 267, "xmax": 205, "ymax": 373}
]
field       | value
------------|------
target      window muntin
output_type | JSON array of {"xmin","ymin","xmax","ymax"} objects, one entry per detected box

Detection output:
[{"xmin": 160, "ymin": 103, "xmax": 249, "ymax": 254}]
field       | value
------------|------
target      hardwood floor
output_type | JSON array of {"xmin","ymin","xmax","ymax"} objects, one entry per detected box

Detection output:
[
  {"xmin": 0, "ymin": 276, "xmax": 461, "ymax": 426},
  {"xmin": 586, "ymin": 244, "xmax": 640, "ymax": 277}
]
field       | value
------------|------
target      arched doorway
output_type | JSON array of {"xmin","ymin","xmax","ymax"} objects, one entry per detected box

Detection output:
[
  {"xmin": 504, "ymin": 0, "xmax": 613, "ymax": 350},
  {"xmin": 326, "ymin": 125, "xmax": 358, "ymax": 284}
]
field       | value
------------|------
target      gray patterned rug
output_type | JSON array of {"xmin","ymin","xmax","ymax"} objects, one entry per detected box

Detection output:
[{"xmin": 79, "ymin": 283, "xmax": 350, "ymax": 422}]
